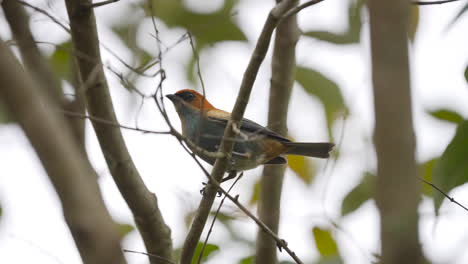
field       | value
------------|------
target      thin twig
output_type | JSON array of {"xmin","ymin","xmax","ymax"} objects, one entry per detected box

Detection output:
[
  {"xmin": 418, "ymin": 177, "xmax": 468, "ymax": 212},
  {"xmin": 60, "ymin": 110, "xmax": 170, "ymax": 135},
  {"xmin": 280, "ymin": 0, "xmax": 326, "ymax": 23},
  {"xmin": 15, "ymin": 0, "xmax": 71, "ymax": 33},
  {"xmin": 86, "ymin": 0, "xmax": 120, "ymax": 8},
  {"xmin": 123, "ymin": 249, "xmax": 174, "ymax": 264},
  {"xmin": 412, "ymin": 0, "xmax": 463, "ymax": 5},
  {"xmin": 197, "ymin": 172, "xmax": 243, "ymax": 264}
]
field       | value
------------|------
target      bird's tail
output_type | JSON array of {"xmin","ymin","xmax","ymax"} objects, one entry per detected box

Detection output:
[{"xmin": 283, "ymin": 142, "xmax": 334, "ymax": 158}]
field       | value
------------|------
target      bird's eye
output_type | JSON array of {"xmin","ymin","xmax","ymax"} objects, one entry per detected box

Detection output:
[{"xmin": 179, "ymin": 92, "xmax": 195, "ymax": 101}]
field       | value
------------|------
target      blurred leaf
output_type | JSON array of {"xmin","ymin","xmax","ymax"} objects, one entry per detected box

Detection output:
[
  {"xmin": 315, "ymin": 255, "xmax": 343, "ymax": 264},
  {"xmin": 341, "ymin": 172, "xmax": 375, "ymax": 216},
  {"xmin": 238, "ymin": 256, "xmax": 254, "ymax": 264},
  {"xmin": 149, "ymin": 0, "xmax": 246, "ymax": 49},
  {"xmin": 419, "ymin": 158, "xmax": 438, "ymax": 197},
  {"xmin": 304, "ymin": 0, "xmax": 365, "ymax": 44},
  {"xmin": 312, "ymin": 227, "xmax": 339, "ymax": 257},
  {"xmin": 288, "ymin": 155, "xmax": 316, "ymax": 185},
  {"xmin": 210, "ymin": 211, "xmax": 236, "ymax": 223},
  {"xmin": 464, "ymin": 64, "xmax": 468, "ymax": 83},
  {"xmin": 279, "ymin": 261, "xmax": 296, "ymax": 264},
  {"xmin": 147, "ymin": 0, "xmax": 246, "ymax": 83},
  {"xmin": 249, "ymin": 179, "xmax": 261, "ymax": 205},
  {"xmin": 433, "ymin": 120, "xmax": 468, "ymax": 215},
  {"xmin": 409, "ymin": 6, "xmax": 419, "ymax": 41},
  {"xmin": 116, "ymin": 223, "xmax": 135, "ymax": 239},
  {"xmin": 193, "ymin": 242, "xmax": 219, "ymax": 264},
  {"xmin": 49, "ymin": 41, "xmax": 72, "ymax": 82},
  {"xmin": 296, "ymin": 66, "xmax": 346, "ymax": 137},
  {"xmin": 428, "ymin": 109, "xmax": 464, "ymax": 124}
]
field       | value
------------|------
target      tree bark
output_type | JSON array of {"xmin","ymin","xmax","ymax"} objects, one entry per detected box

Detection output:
[
  {"xmin": 256, "ymin": 0, "xmax": 299, "ymax": 263},
  {"xmin": 0, "ymin": 39, "xmax": 126, "ymax": 264},
  {"xmin": 63, "ymin": 1, "xmax": 173, "ymax": 263},
  {"xmin": 368, "ymin": 0, "xmax": 424, "ymax": 263}
]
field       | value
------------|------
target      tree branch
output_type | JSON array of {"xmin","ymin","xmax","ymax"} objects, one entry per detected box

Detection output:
[
  {"xmin": 2, "ymin": 0, "xmax": 62, "ymax": 102},
  {"xmin": 180, "ymin": 1, "xmax": 301, "ymax": 263},
  {"xmin": 256, "ymin": 0, "xmax": 299, "ymax": 263},
  {"xmin": 369, "ymin": 0, "xmax": 424, "ymax": 263},
  {"xmin": 63, "ymin": 1, "xmax": 173, "ymax": 263},
  {"xmin": 0, "ymin": 39, "xmax": 126, "ymax": 264},
  {"xmin": 412, "ymin": 0, "xmax": 463, "ymax": 5}
]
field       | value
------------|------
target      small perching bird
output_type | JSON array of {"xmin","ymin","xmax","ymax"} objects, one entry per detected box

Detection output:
[{"xmin": 166, "ymin": 89, "xmax": 334, "ymax": 172}]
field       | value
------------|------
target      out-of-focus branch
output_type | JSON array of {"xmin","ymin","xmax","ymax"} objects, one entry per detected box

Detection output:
[
  {"xmin": 0, "ymin": 39, "xmax": 125, "ymax": 264},
  {"xmin": 2, "ymin": 0, "xmax": 62, "ymax": 102},
  {"xmin": 3, "ymin": 1, "xmax": 88, "ymax": 152},
  {"xmin": 368, "ymin": 0, "xmax": 424, "ymax": 263},
  {"xmin": 256, "ymin": 0, "xmax": 299, "ymax": 263},
  {"xmin": 63, "ymin": 1, "xmax": 173, "ymax": 263},
  {"xmin": 180, "ymin": 1, "xmax": 302, "ymax": 263}
]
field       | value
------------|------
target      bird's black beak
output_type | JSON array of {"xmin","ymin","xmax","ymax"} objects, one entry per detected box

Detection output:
[{"xmin": 166, "ymin": 94, "xmax": 178, "ymax": 102}]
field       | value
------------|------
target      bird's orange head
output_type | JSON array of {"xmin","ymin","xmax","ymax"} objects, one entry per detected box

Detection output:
[{"xmin": 166, "ymin": 89, "xmax": 215, "ymax": 112}]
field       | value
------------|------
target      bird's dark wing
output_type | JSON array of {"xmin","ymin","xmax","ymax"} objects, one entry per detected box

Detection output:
[{"xmin": 206, "ymin": 109, "xmax": 290, "ymax": 142}]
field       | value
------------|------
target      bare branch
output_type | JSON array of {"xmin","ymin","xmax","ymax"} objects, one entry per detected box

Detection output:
[
  {"xmin": 419, "ymin": 177, "xmax": 468, "ymax": 212},
  {"xmin": 369, "ymin": 0, "xmax": 424, "ymax": 262},
  {"xmin": 196, "ymin": 172, "xmax": 243, "ymax": 264},
  {"xmin": 176, "ymin": 140, "xmax": 305, "ymax": 264},
  {"xmin": 61, "ymin": 110, "xmax": 171, "ymax": 135},
  {"xmin": 15, "ymin": 0, "xmax": 71, "ymax": 34},
  {"xmin": 3, "ymin": 0, "xmax": 63, "ymax": 102},
  {"xmin": 256, "ymin": 0, "xmax": 299, "ymax": 262},
  {"xmin": 63, "ymin": 0, "xmax": 173, "ymax": 262},
  {"xmin": 280, "ymin": 0, "xmax": 325, "ymax": 22},
  {"xmin": 0, "ymin": 39, "xmax": 125, "ymax": 264},
  {"xmin": 180, "ymin": 1, "xmax": 307, "ymax": 263}
]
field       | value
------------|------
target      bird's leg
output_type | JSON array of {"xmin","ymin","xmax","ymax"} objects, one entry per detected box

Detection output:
[{"xmin": 200, "ymin": 171, "xmax": 239, "ymax": 196}]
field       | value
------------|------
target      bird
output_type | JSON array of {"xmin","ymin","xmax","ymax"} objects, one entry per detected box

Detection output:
[{"xmin": 166, "ymin": 89, "xmax": 334, "ymax": 173}]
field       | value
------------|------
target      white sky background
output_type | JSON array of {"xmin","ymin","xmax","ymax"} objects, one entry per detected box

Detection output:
[{"xmin": 0, "ymin": 0, "xmax": 468, "ymax": 263}]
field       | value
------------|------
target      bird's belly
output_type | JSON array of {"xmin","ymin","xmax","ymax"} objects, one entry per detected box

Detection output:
[{"xmin": 188, "ymin": 139, "xmax": 273, "ymax": 171}]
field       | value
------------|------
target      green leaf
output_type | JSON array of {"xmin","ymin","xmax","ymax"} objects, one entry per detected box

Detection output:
[
  {"xmin": 116, "ymin": 223, "xmax": 135, "ymax": 239},
  {"xmin": 49, "ymin": 41, "xmax": 72, "ymax": 82},
  {"xmin": 315, "ymin": 255, "xmax": 343, "ymax": 264},
  {"xmin": 193, "ymin": 242, "xmax": 219, "ymax": 264},
  {"xmin": 312, "ymin": 227, "xmax": 339, "ymax": 257},
  {"xmin": 287, "ymin": 155, "xmax": 316, "ymax": 185},
  {"xmin": 409, "ymin": 6, "xmax": 419, "ymax": 41},
  {"xmin": 210, "ymin": 211, "xmax": 236, "ymax": 224},
  {"xmin": 428, "ymin": 109, "xmax": 464, "ymax": 124},
  {"xmin": 148, "ymin": 0, "xmax": 246, "ymax": 49},
  {"xmin": 296, "ymin": 66, "xmax": 346, "ymax": 137},
  {"xmin": 433, "ymin": 120, "xmax": 468, "ymax": 214},
  {"xmin": 341, "ymin": 172, "xmax": 375, "ymax": 216},
  {"xmin": 249, "ymin": 179, "xmax": 261, "ymax": 205},
  {"xmin": 464, "ymin": 64, "xmax": 468, "ymax": 83},
  {"xmin": 304, "ymin": 0, "xmax": 365, "ymax": 44},
  {"xmin": 238, "ymin": 256, "xmax": 254, "ymax": 264},
  {"xmin": 419, "ymin": 158, "xmax": 438, "ymax": 197}
]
